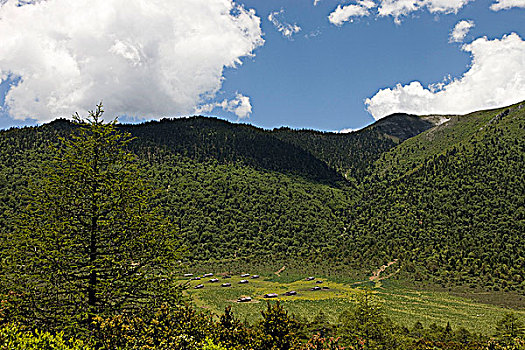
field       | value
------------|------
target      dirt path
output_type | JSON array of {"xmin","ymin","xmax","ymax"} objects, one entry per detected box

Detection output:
[
  {"xmin": 369, "ymin": 259, "xmax": 398, "ymax": 282},
  {"xmin": 274, "ymin": 265, "xmax": 286, "ymax": 276}
]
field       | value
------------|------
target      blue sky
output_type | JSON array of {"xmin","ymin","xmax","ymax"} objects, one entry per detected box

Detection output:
[{"xmin": 0, "ymin": 0, "xmax": 524, "ymax": 131}]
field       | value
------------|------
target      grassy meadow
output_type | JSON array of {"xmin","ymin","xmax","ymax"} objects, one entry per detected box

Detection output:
[{"xmin": 180, "ymin": 270, "xmax": 525, "ymax": 335}]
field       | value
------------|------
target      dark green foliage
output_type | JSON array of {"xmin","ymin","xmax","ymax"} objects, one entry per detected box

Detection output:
[
  {"xmin": 86, "ymin": 295, "xmax": 517, "ymax": 349},
  {"xmin": 92, "ymin": 302, "xmax": 299, "ymax": 350},
  {"xmin": 339, "ymin": 102, "xmax": 525, "ymax": 292},
  {"xmin": 258, "ymin": 301, "xmax": 300, "ymax": 350},
  {"xmin": 120, "ymin": 117, "xmax": 345, "ymax": 185},
  {"xmin": 305, "ymin": 311, "xmax": 337, "ymax": 339},
  {"xmin": 0, "ymin": 323, "xmax": 90, "ymax": 350},
  {"xmin": 215, "ymin": 306, "xmax": 251, "ymax": 349},
  {"xmin": 338, "ymin": 291, "xmax": 397, "ymax": 349},
  {"xmin": 495, "ymin": 313, "xmax": 525, "ymax": 343},
  {"xmin": 92, "ymin": 304, "xmax": 216, "ymax": 349},
  {"xmin": 1, "ymin": 106, "xmax": 182, "ymax": 334},
  {"xmin": 272, "ymin": 113, "xmax": 433, "ymax": 181},
  {"xmin": 0, "ymin": 102, "xmax": 524, "ymax": 295},
  {"xmin": 148, "ymin": 155, "xmax": 352, "ymax": 260},
  {"xmin": 2, "ymin": 295, "xmax": 522, "ymax": 350}
]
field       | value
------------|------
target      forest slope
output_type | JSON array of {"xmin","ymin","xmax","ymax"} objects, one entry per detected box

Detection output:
[
  {"xmin": 341, "ymin": 102, "xmax": 525, "ymax": 293},
  {"xmin": 271, "ymin": 113, "xmax": 434, "ymax": 181},
  {"xmin": 0, "ymin": 102, "xmax": 523, "ymax": 294}
]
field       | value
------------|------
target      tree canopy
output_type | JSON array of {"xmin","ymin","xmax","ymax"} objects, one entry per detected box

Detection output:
[{"xmin": 1, "ymin": 104, "xmax": 182, "ymax": 333}]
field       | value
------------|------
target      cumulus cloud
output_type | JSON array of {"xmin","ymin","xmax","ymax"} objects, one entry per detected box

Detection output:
[
  {"xmin": 377, "ymin": 0, "xmax": 420, "ymax": 23},
  {"xmin": 449, "ymin": 20, "xmax": 475, "ymax": 43},
  {"xmin": 378, "ymin": 0, "xmax": 472, "ymax": 23},
  {"xmin": 198, "ymin": 93, "xmax": 253, "ymax": 119},
  {"xmin": 424, "ymin": 0, "xmax": 473, "ymax": 13},
  {"xmin": 220, "ymin": 94, "xmax": 252, "ymax": 119},
  {"xmin": 365, "ymin": 33, "xmax": 525, "ymax": 120},
  {"xmin": 268, "ymin": 9, "xmax": 301, "ymax": 39},
  {"xmin": 490, "ymin": 0, "xmax": 525, "ymax": 11},
  {"xmin": 329, "ymin": 0, "xmax": 472, "ymax": 25},
  {"xmin": 328, "ymin": 0, "xmax": 376, "ymax": 26},
  {"xmin": 0, "ymin": 0, "xmax": 263, "ymax": 123}
]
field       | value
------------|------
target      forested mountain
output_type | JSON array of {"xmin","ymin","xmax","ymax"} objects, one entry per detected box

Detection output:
[
  {"xmin": 343, "ymin": 102, "xmax": 525, "ymax": 293},
  {"xmin": 271, "ymin": 113, "xmax": 434, "ymax": 181},
  {"xmin": 0, "ymin": 118, "xmax": 356, "ymax": 264},
  {"xmin": 119, "ymin": 117, "xmax": 345, "ymax": 185},
  {"xmin": 0, "ymin": 102, "xmax": 523, "ymax": 294}
]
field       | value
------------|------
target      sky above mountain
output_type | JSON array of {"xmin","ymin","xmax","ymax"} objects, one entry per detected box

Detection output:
[{"xmin": 0, "ymin": 0, "xmax": 524, "ymax": 131}]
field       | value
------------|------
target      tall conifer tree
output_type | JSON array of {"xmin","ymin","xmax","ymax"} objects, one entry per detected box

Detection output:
[{"xmin": 3, "ymin": 104, "xmax": 182, "ymax": 333}]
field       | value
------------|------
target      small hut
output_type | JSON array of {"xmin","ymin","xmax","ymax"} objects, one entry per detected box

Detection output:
[{"xmin": 264, "ymin": 293, "xmax": 278, "ymax": 298}]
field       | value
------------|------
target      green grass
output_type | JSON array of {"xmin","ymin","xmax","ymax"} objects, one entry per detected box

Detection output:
[
  {"xmin": 180, "ymin": 272, "xmax": 525, "ymax": 335},
  {"xmin": 377, "ymin": 282, "xmax": 525, "ymax": 334},
  {"xmin": 183, "ymin": 274, "xmax": 357, "ymax": 324}
]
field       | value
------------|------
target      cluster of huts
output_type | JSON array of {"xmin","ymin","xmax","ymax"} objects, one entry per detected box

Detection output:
[
  {"xmin": 185, "ymin": 273, "xmax": 329, "ymax": 302},
  {"xmin": 186, "ymin": 272, "xmax": 262, "ymax": 290}
]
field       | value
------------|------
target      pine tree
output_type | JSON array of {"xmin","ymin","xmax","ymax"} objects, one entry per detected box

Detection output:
[
  {"xmin": 2, "ymin": 104, "xmax": 182, "ymax": 334},
  {"xmin": 338, "ymin": 290, "xmax": 394, "ymax": 349},
  {"xmin": 495, "ymin": 313, "xmax": 524, "ymax": 343},
  {"xmin": 259, "ymin": 301, "xmax": 299, "ymax": 350}
]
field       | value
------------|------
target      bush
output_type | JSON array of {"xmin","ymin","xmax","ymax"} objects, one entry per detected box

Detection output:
[{"xmin": 0, "ymin": 323, "xmax": 90, "ymax": 350}]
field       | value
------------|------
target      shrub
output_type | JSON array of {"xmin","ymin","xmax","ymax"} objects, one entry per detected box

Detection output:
[{"xmin": 0, "ymin": 323, "xmax": 90, "ymax": 350}]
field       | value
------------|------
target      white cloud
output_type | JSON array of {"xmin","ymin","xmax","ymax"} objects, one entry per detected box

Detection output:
[
  {"xmin": 490, "ymin": 0, "xmax": 525, "ymax": 10},
  {"xmin": 197, "ymin": 93, "xmax": 253, "ymax": 119},
  {"xmin": 268, "ymin": 9, "xmax": 301, "ymax": 39},
  {"xmin": 305, "ymin": 29, "xmax": 322, "ymax": 39},
  {"xmin": 449, "ymin": 20, "xmax": 475, "ymax": 43},
  {"xmin": 378, "ymin": 0, "xmax": 472, "ymax": 22},
  {"xmin": 222, "ymin": 94, "xmax": 252, "ymax": 119},
  {"xmin": 365, "ymin": 33, "xmax": 525, "ymax": 120},
  {"xmin": 314, "ymin": 0, "xmax": 321, "ymax": 6},
  {"xmin": 338, "ymin": 128, "xmax": 359, "ymax": 133},
  {"xmin": 0, "ymin": 0, "xmax": 263, "ymax": 123},
  {"xmin": 424, "ymin": 0, "xmax": 472, "ymax": 13},
  {"xmin": 328, "ymin": 0, "xmax": 376, "ymax": 26},
  {"xmin": 329, "ymin": 0, "xmax": 472, "ymax": 25},
  {"xmin": 377, "ymin": 0, "xmax": 420, "ymax": 22}
]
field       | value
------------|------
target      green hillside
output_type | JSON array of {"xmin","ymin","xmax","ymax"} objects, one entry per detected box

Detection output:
[
  {"xmin": 271, "ymin": 113, "xmax": 434, "ymax": 181},
  {"xmin": 0, "ymin": 102, "xmax": 524, "ymax": 296},
  {"xmin": 0, "ymin": 119, "xmax": 355, "ymax": 263},
  {"xmin": 120, "ymin": 117, "xmax": 345, "ymax": 185},
  {"xmin": 342, "ymin": 102, "xmax": 525, "ymax": 293}
]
